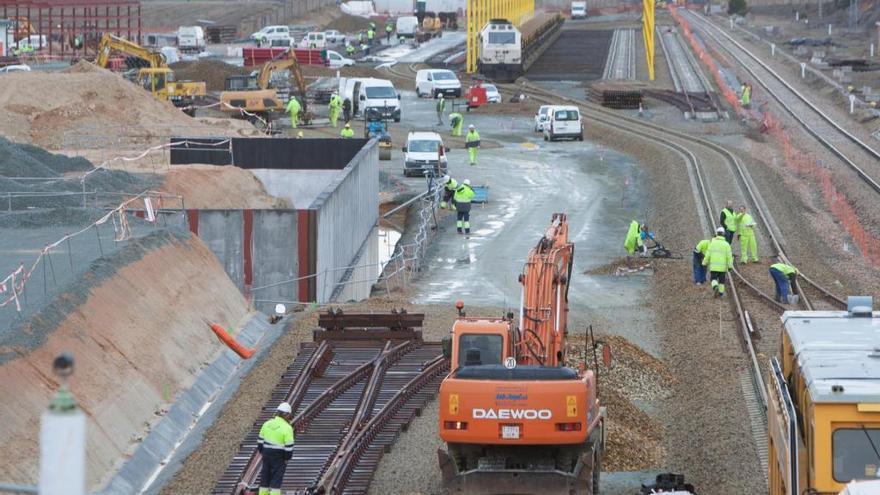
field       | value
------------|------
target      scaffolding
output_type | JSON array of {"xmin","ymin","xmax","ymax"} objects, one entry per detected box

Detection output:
[{"xmin": 0, "ymin": 0, "xmax": 141, "ymax": 59}]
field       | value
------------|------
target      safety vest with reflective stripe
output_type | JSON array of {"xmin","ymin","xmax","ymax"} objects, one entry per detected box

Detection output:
[
  {"xmin": 444, "ymin": 178, "xmax": 458, "ymax": 192},
  {"xmin": 694, "ymin": 239, "xmax": 710, "ymax": 255},
  {"xmin": 770, "ymin": 263, "xmax": 797, "ymax": 276},
  {"xmin": 702, "ymin": 236, "xmax": 733, "ymax": 272},
  {"xmin": 454, "ymin": 184, "xmax": 474, "ymax": 203},
  {"xmin": 258, "ymin": 416, "xmax": 294, "ymax": 452},
  {"xmin": 721, "ymin": 208, "xmax": 737, "ymax": 232}
]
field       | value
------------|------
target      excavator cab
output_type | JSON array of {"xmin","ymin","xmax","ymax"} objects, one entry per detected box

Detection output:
[{"xmin": 137, "ymin": 67, "xmax": 170, "ymax": 92}]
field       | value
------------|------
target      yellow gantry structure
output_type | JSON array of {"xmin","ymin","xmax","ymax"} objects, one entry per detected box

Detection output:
[
  {"xmin": 642, "ymin": 0, "xmax": 655, "ymax": 80},
  {"xmin": 466, "ymin": 0, "xmax": 535, "ymax": 73}
]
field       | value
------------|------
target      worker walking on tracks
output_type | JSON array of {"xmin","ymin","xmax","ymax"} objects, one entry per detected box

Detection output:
[
  {"xmin": 449, "ymin": 112, "xmax": 463, "ymax": 136},
  {"xmin": 719, "ymin": 200, "xmax": 737, "ymax": 244},
  {"xmin": 286, "ymin": 96, "xmax": 301, "ymax": 129},
  {"xmin": 436, "ymin": 94, "xmax": 446, "ymax": 124},
  {"xmin": 736, "ymin": 205, "xmax": 759, "ymax": 264},
  {"xmin": 624, "ymin": 220, "xmax": 644, "ymax": 256},
  {"xmin": 328, "ymin": 92, "xmax": 342, "ymax": 128},
  {"xmin": 703, "ymin": 227, "xmax": 733, "ymax": 297},
  {"xmin": 340, "ymin": 122, "xmax": 355, "ymax": 138},
  {"xmin": 454, "ymin": 179, "xmax": 475, "ymax": 234},
  {"xmin": 769, "ymin": 263, "xmax": 798, "ymax": 304},
  {"xmin": 693, "ymin": 238, "xmax": 711, "ymax": 285},
  {"xmin": 257, "ymin": 402, "xmax": 295, "ymax": 495},
  {"xmin": 465, "ymin": 125, "xmax": 480, "ymax": 166},
  {"xmin": 440, "ymin": 175, "xmax": 458, "ymax": 209}
]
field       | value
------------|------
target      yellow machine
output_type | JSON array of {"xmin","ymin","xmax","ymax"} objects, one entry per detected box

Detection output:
[
  {"xmin": 95, "ymin": 33, "xmax": 206, "ymax": 113},
  {"xmin": 219, "ymin": 56, "xmax": 312, "ymax": 124},
  {"xmin": 768, "ymin": 296, "xmax": 880, "ymax": 495}
]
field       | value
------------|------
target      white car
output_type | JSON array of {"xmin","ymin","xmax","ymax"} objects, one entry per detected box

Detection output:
[
  {"xmin": 534, "ymin": 105, "xmax": 551, "ymax": 132},
  {"xmin": 415, "ymin": 69, "xmax": 462, "ymax": 98},
  {"xmin": 324, "ymin": 30, "xmax": 346, "ymax": 44},
  {"xmin": 543, "ymin": 105, "xmax": 584, "ymax": 141},
  {"xmin": 299, "ymin": 31, "xmax": 326, "ymax": 49},
  {"xmin": 403, "ymin": 131, "xmax": 448, "ymax": 177},
  {"xmin": 0, "ymin": 64, "xmax": 31, "ymax": 73},
  {"xmin": 250, "ymin": 25, "xmax": 292, "ymax": 44},
  {"xmin": 326, "ymin": 50, "xmax": 354, "ymax": 68},
  {"xmin": 484, "ymin": 83, "xmax": 501, "ymax": 103}
]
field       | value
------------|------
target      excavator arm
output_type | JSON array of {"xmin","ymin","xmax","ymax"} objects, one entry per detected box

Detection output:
[
  {"xmin": 257, "ymin": 56, "xmax": 310, "ymax": 116},
  {"xmin": 95, "ymin": 32, "xmax": 165, "ymax": 68}
]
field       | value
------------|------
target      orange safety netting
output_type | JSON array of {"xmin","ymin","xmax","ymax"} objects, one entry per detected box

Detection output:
[{"xmin": 669, "ymin": 6, "xmax": 880, "ymax": 267}]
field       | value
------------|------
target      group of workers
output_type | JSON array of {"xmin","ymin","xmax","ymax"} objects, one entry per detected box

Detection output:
[
  {"xmin": 440, "ymin": 175, "xmax": 476, "ymax": 234},
  {"xmin": 345, "ymin": 21, "xmax": 395, "ymax": 57},
  {"xmin": 435, "ymin": 95, "xmax": 481, "ymax": 165}
]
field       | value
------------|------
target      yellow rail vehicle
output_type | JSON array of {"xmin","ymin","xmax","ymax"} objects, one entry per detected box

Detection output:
[{"xmin": 768, "ymin": 296, "xmax": 880, "ymax": 495}]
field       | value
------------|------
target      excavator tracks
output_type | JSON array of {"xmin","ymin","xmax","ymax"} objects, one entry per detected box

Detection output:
[{"xmin": 213, "ymin": 311, "xmax": 448, "ymax": 495}]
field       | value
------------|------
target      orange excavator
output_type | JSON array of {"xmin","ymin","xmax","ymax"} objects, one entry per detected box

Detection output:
[{"xmin": 438, "ymin": 213, "xmax": 605, "ymax": 495}]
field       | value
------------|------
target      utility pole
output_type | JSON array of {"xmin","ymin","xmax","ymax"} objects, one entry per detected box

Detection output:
[{"xmin": 39, "ymin": 353, "xmax": 86, "ymax": 495}]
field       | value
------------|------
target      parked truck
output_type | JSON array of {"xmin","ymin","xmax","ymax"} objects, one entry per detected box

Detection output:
[
  {"xmin": 571, "ymin": 1, "xmax": 587, "ymax": 19},
  {"xmin": 177, "ymin": 26, "xmax": 206, "ymax": 52}
]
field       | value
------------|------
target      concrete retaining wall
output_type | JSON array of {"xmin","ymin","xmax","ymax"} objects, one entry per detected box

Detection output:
[{"xmin": 312, "ymin": 142, "xmax": 380, "ymax": 303}]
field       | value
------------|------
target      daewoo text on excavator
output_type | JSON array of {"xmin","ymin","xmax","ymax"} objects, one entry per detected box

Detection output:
[{"xmin": 438, "ymin": 213, "xmax": 605, "ymax": 494}]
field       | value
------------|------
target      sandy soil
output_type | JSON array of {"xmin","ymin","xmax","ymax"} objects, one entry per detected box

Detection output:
[{"xmin": 160, "ymin": 165, "xmax": 291, "ymax": 209}]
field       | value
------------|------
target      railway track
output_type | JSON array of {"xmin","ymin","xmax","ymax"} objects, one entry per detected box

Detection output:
[
  {"xmin": 680, "ymin": 10, "xmax": 880, "ymax": 195},
  {"xmin": 213, "ymin": 311, "xmax": 447, "ymax": 495},
  {"xmin": 602, "ymin": 28, "xmax": 636, "ymax": 80},
  {"xmin": 655, "ymin": 26, "xmax": 722, "ymax": 118}
]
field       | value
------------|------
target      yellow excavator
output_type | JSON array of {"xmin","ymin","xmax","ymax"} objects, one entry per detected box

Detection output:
[
  {"xmin": 219, "ymin": 55, "xmax": 313, "ymax": 125},
  {"xmin": 95, "ymin": 33, "xmax": 206, "ymax": 115}
]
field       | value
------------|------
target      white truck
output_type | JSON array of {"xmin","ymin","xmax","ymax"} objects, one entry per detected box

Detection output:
[
  {"xmin": 177, "ymin": 26, "xmax": 206, "ymax": 52},
  {"xmin": 571, "ymin": 1, "xmax": 587, "ymax": 19}
]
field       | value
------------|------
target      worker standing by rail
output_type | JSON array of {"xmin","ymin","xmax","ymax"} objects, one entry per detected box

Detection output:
[
  {"xmin": 465, "ymin": 125, "xmax": 480, "ymax": 166},
  {"xmin": 719, "ymin": 200, "xmax": 737, "ymax": 244},
  {"xmin": 436, "ymin": 94, "xmax": 446, "ymax": 124},
  {"xmin": 449, "ymin": 112, "xmax": 463, "ymax": 136},
  {"xmin": 769, "ymin": 263, "xmax": 799, "ymax": 304},
  {"xmin": 736, "ymin": 205, "xmax": 759, "ymax": 264},
  {"xmin": 440, "ymin": 175, "xmax": 458, "ymax": 209},
  {"xmin": 328, "ymin": 92, "xmax": 342, "ymax": 128},
  {"xmin": 286, "ymin": 97, "xmax": 301, "ymax": 129},
  {"xmin": 703, "ymin": 227, "xmax": 733, "ymax": 297},
  {"xmin": 693, "ymin": 238, "xmax": 710, "ymax": 285},
  {"xmin": 257, "ymin": 402, "xmax": 295, "ymax": 495},
  {"xmin": 453, "ymin": 179, "xmax": 475, "ymax": 234}
]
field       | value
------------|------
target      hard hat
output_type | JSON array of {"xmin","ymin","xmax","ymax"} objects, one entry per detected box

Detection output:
[
  {"xmin": 345, "ymin": 123, "xmax": 351, "ymax": 128},
  {"xmin": 468, "ymin": 124, "xmax": 475, "ymax": 129},
  {"xmin": 716, "ymin": 226, "xmax": 725, "ymax": 234},
  {"xmin": 276, "ymin": 402, "xmax": 292, "ymax": 414},
  {"xmin": 296, "ymin": 131, "xmax": 304, "ymax": 138},
  {"xmin": 442, "ymin": 175, "xmax": 450, "ymax": 183},
  {"xmin": 463, "ymin": 179, "xmax": 471, "ymax": 185}
]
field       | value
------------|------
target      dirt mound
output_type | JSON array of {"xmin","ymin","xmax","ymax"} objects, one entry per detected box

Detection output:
[
  {"xmin": 0, "ymin": 230, "xmax": 250, "ymax": 489},
  {"xmin": 170, "ymin": 59, "xmax": 251, "ymax": 91},
  {"xmin": 161, "ymin": 165, "xmax": 291, "ymax": 208},
  {"xmin": 0, "ymin": 62, "xmax": 251, "ymax": 149}
]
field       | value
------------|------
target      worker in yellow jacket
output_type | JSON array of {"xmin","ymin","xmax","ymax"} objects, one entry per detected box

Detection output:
[
  {"xmin": 703, "ymin": 227, "xmax": 733, "ymax": 297},
  {"xmin": 624, "ymin": 220, "xmax": 644, "ymax": 256},
  {"xmin": 736, "ymin": 205, "xmax": 759, "ymax": 264}
]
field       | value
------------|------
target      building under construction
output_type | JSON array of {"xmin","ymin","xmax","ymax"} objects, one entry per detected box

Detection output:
[{"xmin": 0, "ymin": 0, "xmax": 141, "ymax": 58}]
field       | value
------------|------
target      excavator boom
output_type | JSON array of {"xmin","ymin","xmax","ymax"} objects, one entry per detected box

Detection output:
[{"xmin": 95, "ymin": 32, "xmax": 165, "ymax": 68}]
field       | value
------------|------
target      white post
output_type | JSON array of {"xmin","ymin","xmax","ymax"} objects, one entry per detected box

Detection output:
[
  {"xmin": 801, "ymin": 62, "xmax": 807, "ymax": 78},
  {"xmin": 828, "ymin": 24, "xmax": 832, "ymax": 35},
  {"xmin": 850, "ymin": 94, "xmax": 856, "ymax": 113},
  {"xmin": 730, "ymin": 18, "xmax": 734, "ymax": 30},
  {"xmin": 795, "ymin": 10, "xmax": 799, "ymax": 21},
  {"xmin": 871, "ymin": 43, "xmax": 875, "ymax": 57},
  {"xmin": 771, "ymin": 43, "xmax": 776, "ymax": 56},
  {"xmin": 39, "ymin": 355, "xmax": 85, "ymax": 495}
]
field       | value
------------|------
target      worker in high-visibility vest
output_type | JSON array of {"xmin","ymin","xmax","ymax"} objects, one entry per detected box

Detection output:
[
  {"xmin": 440, "ymin": 175, "xmax": 458, "ymax": 209},
  {"xmin": 465, "ymin": 125, "xmax": 480, "ymax": 166},
  {"xmin": 385, "ymin": 23, "xmax": 394, "ymax": 43},
  {"xmin": 693, "ymin": 238, "xmax": 711, "ymax": 285},
  {"xmin": 340, "ymin": 122, "xmax": 355, "ymax": 138},
  {"xmin": 286, "ymin": 97, "xmax": 301, "ymax": 129},
  {"xmin": 449, "ymin": 112, "xmax": 463, "ymax": 136},
  {"xmin": 453, "ymin": 179, "xmax": 475, "ymax": 234},
  {"xmin": 624, "ymin": 220, "xmax": 644, "ymax": 256},
  {"xmin": 257, "ymin": 402, "xmax": 295, "ymax": 495},
  {"xmin": 367, "ymin": 28, "xmax": 375, "ymax": 45},
  {"xmin": 328, "ymin": 92, "xmax": 342, "ymax": 128},
  {"xmin": 769, "ymin": 263, "xmax": 798, "ymax": 303},
  {"xmin": 702, "ymin": 227, "xmax": 733, "ymax": 297},
  {"xmin": 719, "ymin": 200, "xmax": 737, "ymax": 244},
  {"xmin": 736, "ymin": 205, "xmax": 759, "ymax": 264}
]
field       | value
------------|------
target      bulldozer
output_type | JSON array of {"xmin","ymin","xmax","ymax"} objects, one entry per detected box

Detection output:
[
  {"xmin": 437, "ymin": 213, "xmax": 605, "ymax": 495},
  {"xmin": 94, "ymin": 33, "xmax": 205, "ymax": 114},
  {"xmin": 219, "ymin": 55, "xmax": 313, "ymax": 125}
]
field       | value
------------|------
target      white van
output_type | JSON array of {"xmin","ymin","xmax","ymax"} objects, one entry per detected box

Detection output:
[
  {"xmin": 396, "ymin": 16, "xmax": 419, "ymax": 38},
  {"xmin": 402, "ymin": 131, "xmax": 448, "ymax": 177},
  {"xmin": 358, "ymin": 78, "xmax": 401, "ymax": 122},
  {"xmin": 250, "ymin": 25, "xmax": 291, "ymax": 44},
  {"xmin": 177, "ymin": 26, "xmax": 206, "ymax": 52},
  {"xmin": 543, "ymin": 105, "xmax": 583, "ymax": 141},
  {"xmin": 571, "ymin": 1, "xmax": 587, "ymax": 19},
  {"xmin": 415, "ymin": 68, "xmax": 461, "ymax": 98},
  {"xmin": 299, "ymin": 31, "xmax": 326, "ymax": 49}
]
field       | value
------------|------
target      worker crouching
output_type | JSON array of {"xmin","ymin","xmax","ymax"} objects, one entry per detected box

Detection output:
[
  {"xmin": 257, "ymin": 402, "xmax": 295, "ymax": 495},
  {"xmin": 440, "ymin": 175, "xmax": 458, "ymax": 209},
  {"xmin": 769, "ymin": 263, "xmax": 799, "ymax": 304}
]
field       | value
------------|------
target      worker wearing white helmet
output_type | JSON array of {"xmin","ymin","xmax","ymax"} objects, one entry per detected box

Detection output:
[
  {"xmin": 257, "ymin": 402, "xmax": 295, "ymax": 495},
  {"xmin": 453, "ymin": 178, "xmax": 475, "ymax": 234},
  {"xmin": 703, "ymin": 227, "xmax": 734, "ymax": 297},
  {"xmin": 440, "ymin": 174, "xmax": 458, "ymax": 210},
  {"xmin": 436, "ymin": 93, "xmax": 446, "ymax": 125},
  {"xmin": 465, "ymin": 125, "xmax": 480, "ymax": 166}
]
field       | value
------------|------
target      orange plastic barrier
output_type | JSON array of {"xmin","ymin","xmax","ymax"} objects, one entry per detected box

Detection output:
[
  {"xmin": 670, "ymin": 5, "xmax": 880, "ymax": 267},
  {"xmin": 208, "ymin": 322, "xmax": 255, "ymax": 359}
]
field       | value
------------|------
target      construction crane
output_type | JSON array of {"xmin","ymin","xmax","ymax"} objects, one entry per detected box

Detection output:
[
  {"xmin": 94, "ymin": 33, "xmax": 205, "ymax": 114},
  {"xmin": 437, "ymin": 213, "xmax": 605, "ymax": 495},
  {"xmin": 220, "ymin": 54, "xmax": 313, "ymax": 124},
  {"xmin": 768, "ymin": 297, "xmax": 880, "ymax": 495}
]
